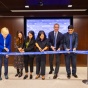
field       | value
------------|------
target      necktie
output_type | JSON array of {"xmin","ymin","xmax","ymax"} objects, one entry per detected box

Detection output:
[
  {"xmin": 54, "ymin": 32, "xmax": 57, "ymax": 48},
  {"xmin": 70, "ymin": 34, "xmax": 72, "ymax": 51}
]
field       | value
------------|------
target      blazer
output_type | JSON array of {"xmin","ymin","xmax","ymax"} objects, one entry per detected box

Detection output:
[
  {"xmin": 48, "ymin": 31, "xmax": 63, "ymax": 50},
  {"xmin": 63, "ymin": 32, "xmax": 78, "ymax": 50},
  {"xmin": 23, "ymin": 37, "xmax": 35, "ymax": 52},
  {"xmin": 0, "ymin": 33, "xmax": 11, "ymax": 52},
  {"xmin": 23, "ymin": 37, "xmax": 35, "ymax": 58}
]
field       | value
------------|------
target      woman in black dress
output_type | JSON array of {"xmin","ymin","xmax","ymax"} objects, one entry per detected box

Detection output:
[
  {"xmin": 35, "ymin": 30, "xmax": 49, "ymax": 80},
  {"xmin": 14, "ymin": 31, "xmax": 24, "ymax": 77},
  {"xmin": 22, "ymin": 31, "xmax": 35, "ymax": 79}
]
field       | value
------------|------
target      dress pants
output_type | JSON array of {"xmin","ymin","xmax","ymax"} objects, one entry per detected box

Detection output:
[
  {"xmin": 0, "ymin": 55, "xmax": 8, "ymax": 77},
  {"xmin": 65, "ymin": 53, "xmax": 76, "ymax": 75},
  {"xmin": 36, "ymin": 55, "xmax": 46, "ymax": 76},
  {"xmin": 24, "ymin": 55, "xmax": 34, "ymax": 73},
  {"xmin": 49, "ymin": 54, "xmax": 60, "ymax": 74}
]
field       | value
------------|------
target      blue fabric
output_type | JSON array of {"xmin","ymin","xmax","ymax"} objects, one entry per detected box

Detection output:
[
  {"xmin": 0, "ymin": 50, "xmax": 88, "ymax": 55},
  {"xmin": 69, "ymin": 34, "xmax": 72, "ymax": 50},
  {"xmin": 65, "ymin": 54, "xmax": 76, "ymax": 75},
  {"xmin": 54, "ymin": 32, "xmax": 57, "ymax": 48},
  {"xmin": 64, "ymin": 32, "xmax": 78, "ymax": 50},
  {"xmin": 0, "ymin": 34, "xmax": 11, "ymax": 52},
  {"xmin": 0, "ymin": 55, "xmax": 8, "ymax": 76}
]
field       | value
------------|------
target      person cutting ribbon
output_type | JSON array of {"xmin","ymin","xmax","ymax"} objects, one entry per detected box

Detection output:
[
  {"xmin": 64, "ymin": 25, "xmax": 78, "ymax": 79},
  {"xmin": 0, "ymin": 27, "xmax": 11, "ymax": 80}
]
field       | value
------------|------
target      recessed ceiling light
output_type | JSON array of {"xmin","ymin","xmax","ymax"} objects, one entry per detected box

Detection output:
[
  {"xmin": 68, "ymin": 5, "xmax": 72, "ymax": 7},
  {"xmin": 25, "ymin": 5, "xmax": 29, "ymax": 8}
]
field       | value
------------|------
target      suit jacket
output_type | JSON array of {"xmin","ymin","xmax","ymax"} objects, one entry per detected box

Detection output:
[
  {"xmin": 0, "ymin": 33, "xmax": 11, "ymax": 52},
  {"xmin": 23, "ymin": 37, "xmax": 35, "ymax": 52},
  {"xmin": 23, "ymin": 37, "xmax": 35, "ymax": 58},
  {"xmin": 48, "ymin": 31, "xmax": 63, "ymax": 50},
  {"xmin": 63, "ymin": 32, "xmax": 78, "ymax": 50}
]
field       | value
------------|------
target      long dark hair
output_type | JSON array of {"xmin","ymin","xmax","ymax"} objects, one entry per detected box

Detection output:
[
  {"xmin": 15, "ymin": 31, "xmax": 24, "ymax": 46},
  {"xmin": 28, "ymin": 30, "xmax": 35, "ymax": 40},
  {"xmin": 36, "ymin": 30, "xmax": 46, "ymax": 41}
]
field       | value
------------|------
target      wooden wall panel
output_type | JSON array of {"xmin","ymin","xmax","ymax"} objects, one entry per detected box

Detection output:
[
  {"xmin": 0, "ymin": 16, "xmax": 88, "ymax": 66},
  {"xmin": 0, "ymin": 17, "xmax": 24, "ymax": 65},
  {"xmin": 73, "ymin": 16, "xmax": 88, "ymax": 66}
]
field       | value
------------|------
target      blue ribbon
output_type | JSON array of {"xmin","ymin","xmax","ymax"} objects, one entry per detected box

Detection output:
[{"xmin": 0, "ymin": 50, "xmax": 88, "ymax": 55}]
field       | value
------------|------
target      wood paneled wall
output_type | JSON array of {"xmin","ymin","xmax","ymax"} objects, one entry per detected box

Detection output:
[
  {"xmin": 0, "ymin": 16, "xmax": 88, "ymax": 66},
  {"xmin": 73, "ymin": 16, "xmax": 88, "ymax": 66},
  {"xmin": 0, "ymin": 17, "xmax": 24, "ymax": 66}
]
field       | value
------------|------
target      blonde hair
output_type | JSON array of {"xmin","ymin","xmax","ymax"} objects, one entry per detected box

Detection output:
[{"xmin": 1, "ymin": 27, "xmax": 9, "ymax": 35}]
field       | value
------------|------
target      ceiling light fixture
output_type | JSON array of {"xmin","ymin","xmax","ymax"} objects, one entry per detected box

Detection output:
[
  {"xmin": 11, "ymin": 9, "xmax": 87, "ymax": 12},
  {"xmin": 68, "ymin": 5, "xmax": 72, "ymax": 7},
  {"xmin": 25, "ymin": 5, "xmax": 29, "ymax": 8}
]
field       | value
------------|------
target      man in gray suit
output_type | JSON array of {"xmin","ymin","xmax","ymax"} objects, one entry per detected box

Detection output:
[
  {"xmin": 48, "ymin": 23, "xmax": 63, "ymax": 79},
  {"xmin": 64, "ymin": 25, "xmax": 78, "ymax": 79}
]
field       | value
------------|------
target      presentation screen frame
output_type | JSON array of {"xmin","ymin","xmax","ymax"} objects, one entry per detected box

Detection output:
[{"xmin": 24, "ymin": 17, "xmax": 73, "ymax": 38}]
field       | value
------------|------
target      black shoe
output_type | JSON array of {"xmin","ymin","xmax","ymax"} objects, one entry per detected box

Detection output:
[
  {"xmin": 30, "ymin": 75, "xmax": 33, "ymax": 79},
  {"xmin": 53, "ymin": 74, "xmax": 57, "ymax": 79},
  {"xmin": 23, "ymin": 75, "xmax": 28, "ymax": 79},
  {"xmin": 15, "ymin": 73, "xmax": 19, "ymax": 77},
  {"xmin": 5, "ymin": 75, "xmax": 9, "ymax": 79},
  {"xmin": 0, "ymin": 77, "xmax": 2, "ymax": 80},
  {"xmin": 72, "ymin": 74, "xmax": 78, "ymax": 78},
  {"xmin": 18, "ymin": 73, "xmax": 23, "ymax": 77},
  {"xmin": 49, "ymin": 68, "xmax": 54, "ymax": 74},
  {"xmin": 67, "ymin": 74, "xmax": 71, "ymax": 79},
  {"xmin": 49, "ymin": 70, "xmax": 53, "ymax": 74},
  {"xmin": 15, "ymin": 69, "xmax": 20, "ymax": 77}
]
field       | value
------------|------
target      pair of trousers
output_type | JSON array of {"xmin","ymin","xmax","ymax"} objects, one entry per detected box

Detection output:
[
  {"xmin": 36, "ymin": 55, "xmax": 46, "ymax": 76},
  {"xmin": 49, "ymin": 54, "xmax": 60, "ymax": 74},
  {"xmin": 24, "ymin": 55, "xmax": 34, "ymax": 73},
  {"xmin": 0, "ymin": 55, "xmax": 8, "ymax": 77},
  {"xmin": 65, "ymin": 53, "xmax": 77, "ymax": 75}
]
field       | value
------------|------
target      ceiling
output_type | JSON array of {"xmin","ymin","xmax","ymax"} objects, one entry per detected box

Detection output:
[{"xmin": 0, "ymin": 0, "xmax": 88, "ymax": 16}]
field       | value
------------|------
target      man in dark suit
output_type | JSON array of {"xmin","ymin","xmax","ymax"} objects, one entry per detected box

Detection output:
[
  {"xmin": 0, "ymin": 27, "xmax": 11, "ymax": 80},
  {"xmin": 64, "ymin": 25, "xmax": 78, "ymax": 79},
  {"xmin": 48, "ymin": 23, "xmax": 63, "ymax": 79}
]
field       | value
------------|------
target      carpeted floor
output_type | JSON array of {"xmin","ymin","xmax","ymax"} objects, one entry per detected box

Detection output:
[{"xmin": 0, "ymin": 67, "xmax": 88, "ymax": 88}]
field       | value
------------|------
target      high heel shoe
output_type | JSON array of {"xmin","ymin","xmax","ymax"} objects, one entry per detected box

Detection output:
[
  {"xmin": 15, "ymin": 73, "xmax": 19, "ymax": 77},
  {"xmin": 42, "ymin": 76, "xmax": 45, "ymax": 80},
  {"xmin": 18, "ymin": 69, "xmax": 23, "ymax": 77},
  {"xmin": 15, "ymin": 69, "xmax": 20, "ymax": 77},
  {"xmin": 23, "ymin": 75, "xmax": 28, "ymax": 79},
  {"xmin": 18, "ymin": 73, "xmax": 23, "ymax": 77},
  {"xmin": 35, "ymin": 75, "xmax": 40, "ymax": 79},
  {"xmin": 30, "ymin": 75, "xmax": 33, "ymax": 79}
]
